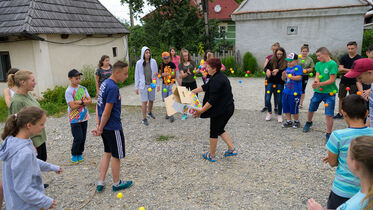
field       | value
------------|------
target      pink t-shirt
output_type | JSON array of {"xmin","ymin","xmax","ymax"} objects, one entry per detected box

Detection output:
[
  {"xmin": 266, "ymin": 54, "xmax": 273, "ymax": 61},
  {"xmin": 172, "ymin": 55, "xmax": 180, "ymax": 71}
]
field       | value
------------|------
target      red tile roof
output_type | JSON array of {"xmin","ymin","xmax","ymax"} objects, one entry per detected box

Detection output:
[{"xmin": 208, "ymin": 0, "xmax": 239, "ymax": 20}]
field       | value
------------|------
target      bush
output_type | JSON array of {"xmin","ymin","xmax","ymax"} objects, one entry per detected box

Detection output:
[
  {"xmin": 80, "ymin": 65, "xmax": 97, "ymax": 97},
  {"xmin": 363, "ymin": 29, "xmax": 373, "ymax": 57},
  {"xmin": 0, "ymin": 97, "xmax": 9, "ymax": 122},
  {"xmin": 242, "ymin": 51, "xmax": 259, "ymax": 75},
  {"xmin": 39, "ymin": 85, "xmax": 67, "ymax": 116},
  {"xmin": 221, "ymin": 56, "xmax": 240, "ymax": 77}
]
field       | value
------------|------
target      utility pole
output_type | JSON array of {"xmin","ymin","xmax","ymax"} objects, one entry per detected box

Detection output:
[
  {"xmin": 129, "ymin": 2, "xmax": 134, "ymax": 27},
  {"xmin": 202, "ymin": 0, "xmax": 209, "ymax": 44}
]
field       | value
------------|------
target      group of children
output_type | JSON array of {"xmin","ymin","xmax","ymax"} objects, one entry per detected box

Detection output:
[{"xmin": 1, "ymin": 43, "xmax": 373, "ymax": 209}]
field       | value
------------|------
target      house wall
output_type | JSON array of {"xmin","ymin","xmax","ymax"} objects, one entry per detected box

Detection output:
[
  {"xmin": 46, "ymin": 34, "xmax": 128, "ymax": 88},
  {"xmin": 234, "ymin": 13, "xmax": 365, "ymax": 66},
  {"xmin": 0, "ymin": 40, "xmax": 36, "ymax": 94},
  {"xmin": 0, "ymin": 34, "xmax": 129, "ymax": 96}
]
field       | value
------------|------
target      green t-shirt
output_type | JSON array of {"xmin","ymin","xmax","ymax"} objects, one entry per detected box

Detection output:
[
  {"xmin": 9, "ymin": 92, "xmax": 47, "ymax": 148},
  {"xmin": 298, "ymin": 56, "xmax": 315, "ymax": 75},
  {"xmin": 313, "ymin": 60, "xmax": 339, "ymax": 94}
]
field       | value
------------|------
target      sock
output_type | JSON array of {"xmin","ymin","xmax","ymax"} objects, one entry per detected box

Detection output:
[
  {"xmin": 294, "ymin": 120, "xmax": 299, "ymax": 123},
  {"xmin": 114, "ymin": 180, "xmax": 121, "ymax": 187},
  {"xmin": 287, "ymin": 120, "xmax": 292, "ymax": 123},
  {"xmin": 97, "ymin": 181, "xmax": 104, "ymax": 186}
]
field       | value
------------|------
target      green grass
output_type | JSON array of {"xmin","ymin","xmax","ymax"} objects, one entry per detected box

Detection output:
[{"xmin": 156, "ymin": 135, "xmax": 175, "ymax": 141}]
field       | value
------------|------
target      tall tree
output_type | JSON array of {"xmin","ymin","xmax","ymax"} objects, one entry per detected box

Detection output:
[{"xmin": 120, "ymin": 0, "xmax": 144, "ymax": 27}]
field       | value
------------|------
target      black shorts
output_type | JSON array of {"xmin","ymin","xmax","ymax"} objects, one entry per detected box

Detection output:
[
  {"xmin": 326, "ymin": 191, "xmax": 349, "ymax": 209},
  {"xmin": 101, "ymin": 130, "xmax": 125, "ymax": 159},
  {"xmin": 302, "ymin": 75, "xmax": 309, "ymax": 94},
  {"xmin": 338, "ymin": 82, "xmax": 358, "ymax": 98},
  {"xmin": 210, "ymin": 105, "xmax": 234, "ymax": 138}
]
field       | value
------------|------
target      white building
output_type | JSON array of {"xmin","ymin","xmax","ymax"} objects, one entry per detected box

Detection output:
[
  {"xmin": 232, "ymin": 0, "xmax": 370, "ymax": 65},
  {"xmin": 0, "ymin": 0, "xmax": 130, "ymax": 95}
]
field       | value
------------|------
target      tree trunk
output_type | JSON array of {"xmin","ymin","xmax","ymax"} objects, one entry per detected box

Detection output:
[{"xmin": 129, "ymin": 3, "xmax": 134, "ymax": 27}]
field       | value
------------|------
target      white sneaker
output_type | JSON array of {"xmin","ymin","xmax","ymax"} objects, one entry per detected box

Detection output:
[
  {"xmin": 265, "ymin": 113, "xmax": 272, "ymax": 121},
  {"xmin": 277, "ymin": 115, "xmax": 283, "ymax": 123}
]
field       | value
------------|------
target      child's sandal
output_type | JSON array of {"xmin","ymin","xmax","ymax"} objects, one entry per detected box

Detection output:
[
  {"xmin": 224, "ymin": 148, "xmax": 238, "ymax": 157},
  {"xmin": 202, "ymin": 152, "xmax": 216, "ymax": 162}
]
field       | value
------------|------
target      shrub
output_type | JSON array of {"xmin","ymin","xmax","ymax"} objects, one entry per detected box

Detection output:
[
  {"xmin": 38, "ymin": 85, "xmax": 67, "ymax": 116},
  {"xmin": 363, "ymin": 29, "xmax": 373, "ymax": 57},
  {"xmin": 221, "ymin": 56, "xmax": 242, "ymax": 77},
  {"xmin": 80, "ymin": 65, "xmax": 97, "ymax": 97},
  {"xmin": 0, "ymin": 97, "xmax": 8, "ymax": 122},
  {"xmin": 242, "ymin": 51, "xmax": 259, "ymax": 75}
]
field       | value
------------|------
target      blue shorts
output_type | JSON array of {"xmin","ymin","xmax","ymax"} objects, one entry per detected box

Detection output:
[
  {"xmin": 282, "ymin": 93, "xmax": 301, "ymax": 114},
  {"xmin": 309, "ymin": 92, "xmax": 336, "ymax": 117}
]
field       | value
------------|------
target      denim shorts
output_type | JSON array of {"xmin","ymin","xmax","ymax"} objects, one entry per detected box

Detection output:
[
  {"xmin": 282, "ymin": 94, "xmax": 301, "ymax": 114},
  {"xmin": 309, "ymin": 92, "xmax": 336, "ymax": 117},
  {"xmin": 162, "ymin": 84, "xmax": 174, "ymax": 102}
]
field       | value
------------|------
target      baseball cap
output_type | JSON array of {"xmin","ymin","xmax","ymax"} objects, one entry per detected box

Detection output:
[
  {"xmin": 345, "ymin": 58, "xmax": 373, "ymax": 78},
  {"xmin": 68, "ymin": 69, "xmax": 83, "ymax": 78},
  {"xmin": 162, "ymin": 52, "xmax": 170, "ymax": 59},
  {"xmin": 285, "ymin": 53, "xmax": 298, "ymax": 62}
]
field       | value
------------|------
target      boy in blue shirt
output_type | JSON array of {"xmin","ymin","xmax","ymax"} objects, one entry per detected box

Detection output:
[
  {"xmin": 281, "ymin": 53, "xmax": 303, "ymax": 128},
  {"xmin": 92, "ymin": 61, "xmax": 133, "ymax": 192},
  {"xmin": 323, "ymin": 94, "xmax": 373, "ymax": 209}
]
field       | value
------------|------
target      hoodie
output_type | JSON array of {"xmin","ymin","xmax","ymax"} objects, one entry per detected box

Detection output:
[
  {"xmin": 0, "ymin": 136, "xmax": 60, "ymax": 210},
  {"xmin": 135, "ymin": 46, "xmax": 159, "ymax": 90}
]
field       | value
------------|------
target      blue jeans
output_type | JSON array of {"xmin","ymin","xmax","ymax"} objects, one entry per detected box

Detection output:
[
  {"xmin": 265, "ymin": 83, "xmax": 284, "ymax": 115},
  {"xmin": 70, "ymin": 121, "xmax": 88, "ymax": 156}
]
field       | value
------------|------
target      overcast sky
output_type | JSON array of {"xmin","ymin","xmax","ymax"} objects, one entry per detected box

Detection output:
[{"xmin": 98, "ymin": 0, "xmax": 154, "ymax": 25}]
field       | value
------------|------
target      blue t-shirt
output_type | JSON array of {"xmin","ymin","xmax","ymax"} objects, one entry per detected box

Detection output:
[
  {"xmin": 326, "ymin": 127, "xmax": 373, "ymax": 198},
  {"xmin": 283, "ymin": 65, "xmax": 303, "ymax": 95},
  {"xmin": 337, "ymin": 191, "xmax": 368, "ymax": 210},
  {"xmin": 97, "ymin": 78, "xmax": 122, "ymax": 130}
]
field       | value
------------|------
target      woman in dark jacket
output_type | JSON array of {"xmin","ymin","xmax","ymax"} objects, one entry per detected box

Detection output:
[{"xmin": 192, "ymin": 58, "xmax": 237, "ymax": 162}]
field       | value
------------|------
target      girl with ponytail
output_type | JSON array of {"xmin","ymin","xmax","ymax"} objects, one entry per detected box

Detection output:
[
  {"xmin": 308, "ymin": 136, "xmax": 373, "ymax": 210},
  {"xmin": 3, "ymin": 68, "xmax": 19, "ymax": 108},
  {"xmin": 0, "ymin": 107, "xmax": 62, "ymax": 210}
]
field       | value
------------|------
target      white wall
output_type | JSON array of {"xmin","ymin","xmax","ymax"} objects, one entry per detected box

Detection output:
[
  {"xmin": 235, "ymin": 14, "xmax": 365, "ymax": 66},
  {"xmin": 0, "ymin": 40, "xmax": 36, "ymax": 95},
  {"xmin": 47, "ymin": 34, "xmax": 128, "ymax": 88}
]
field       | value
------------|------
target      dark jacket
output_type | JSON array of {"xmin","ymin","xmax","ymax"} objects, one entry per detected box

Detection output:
[
  {"xmin": 201, "ymin": 71, "xmax": 234, "ymax": 118},
  {"xmin": 264, "ymin": 61, "xmax": 286, "ymax": 84}
]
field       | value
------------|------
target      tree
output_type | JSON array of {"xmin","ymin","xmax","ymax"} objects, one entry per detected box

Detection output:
[{"xmin": 120, "ymin": 0, "xmax": 144, "ymax": 27}]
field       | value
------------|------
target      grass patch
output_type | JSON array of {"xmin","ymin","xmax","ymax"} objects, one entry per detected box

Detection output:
[{"xmin": 156, "ymin": 135, "xmax": 175, "ymax": 141}]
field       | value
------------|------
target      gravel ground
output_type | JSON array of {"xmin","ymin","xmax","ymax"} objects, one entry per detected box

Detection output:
[{"xmin": 0, "ymin": 77, "xmax": 347, "ymax": 209}]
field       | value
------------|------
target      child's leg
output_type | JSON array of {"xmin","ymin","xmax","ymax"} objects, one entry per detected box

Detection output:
[
  {"xmin": 307, "ymin": 111, "xmax": 314, "ymax": 122},
  {"xmin": 70, "ymin": 123, "xmax": 82, "ymax": 156},
  {"xmin": 220, "ymin": 132, "xmax": 234, "ymax": 151},
  {"xmin": 265, "ymin": 84, "xmax": 273, "ymax": 113},
  {"xmin": 294, "ymin": 114, "xmax": 299, "ymax": 121},
  {"xmin": 276, "ymin": 84, "xmax": 284, "ymax": 115},
  {"xmin": 141, "ymin": 102, "xmax": 147, "ymax": 119},
  {"xmin": 99, "ymin": 152, "xmax": 111, "ymax": 182},
  {"xmin": 80, "ymin": 121, "xmax": 88, "ymax": 155},
  {"xmin": 111, "ymin": 157, "xmax": 121, "ymax": 184},
  {"xmin": 285, "ymin": 113, "xmax": 292, "ymax": 121},
  {"xmin": 326, "ymin": 116, "xmax": 333, "ymax": 134},
  {"xmin": 209, "ymin": 138, "xmax": 218, "ymax": 157},
  {"xmin": 148, "ymin": 101, "xmax": 154, "ymax": 113}
]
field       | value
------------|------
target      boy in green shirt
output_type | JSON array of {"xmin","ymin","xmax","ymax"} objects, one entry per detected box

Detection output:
[{"xmin": 303, "ymin": 47, "xmax": 338, "ymax": 142}]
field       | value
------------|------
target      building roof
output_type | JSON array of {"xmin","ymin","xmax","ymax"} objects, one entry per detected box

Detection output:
[
  {"xmin": 0, "ymin": 0, "xmax": 130, "ymax": 35},
  {"xmin": 233, "ymin": 0, "xmax": 369, "ymax": 15},
  {"xmin": 208, "ymin": 0, "xmax": 239, "ymax": 20}
]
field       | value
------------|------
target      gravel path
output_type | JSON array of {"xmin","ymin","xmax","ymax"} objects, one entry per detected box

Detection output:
[{"xmin": 0, "ymin": 77, "xmax": 347, "ymax": 209}]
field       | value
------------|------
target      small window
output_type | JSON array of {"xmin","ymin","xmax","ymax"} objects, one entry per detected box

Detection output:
[
  {"xmin": 287, "ymin": 26, "xmax": 298, "ymax": 35},
  {"xmin": 61, "ymin": 34, "xmax": 69, "ymax": 39},
  {"xmin": 112, "ymin": 47, "xmax": 117, "ymax": 57},
  {"xmin": 0, "ymin": 52, "xmax": 11, "ymax": 82}
]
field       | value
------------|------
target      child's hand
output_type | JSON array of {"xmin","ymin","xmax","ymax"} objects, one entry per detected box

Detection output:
[
  {"xmin": 91, "ymin": 128, "xmax": 102, "ymax": 136},
  {"xmin": 135, "ymin": 89, "xmax": 139, "ymax": 95},
  {"xmin": 312, "ymin": 80, "xmax": 319, "ymax": 89},
  {"xmin": 272, "ymin": 69, "xmax": 279, "ymax": 76},
  {"xmin": 307, "ymin": 198, "xmax": 323, "ymax": 210},
  {"xmin": 56, "ymin": 167, "xmax": 62, "ymax": 174},
  {"xmin": 48, "ymin": 200, "xmax": 57, "ymax": 209},
  {"xmin": 322, "ymin": 155, "xmax": 329, "ymax": 163}
]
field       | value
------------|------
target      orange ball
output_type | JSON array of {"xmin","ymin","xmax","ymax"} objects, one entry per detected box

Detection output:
[
  {"xmin": 330, "ymin": 92, "xmax": 334, "ymax": 96},
  {"xmin": 265, "ymin": 80, "xmax": 268, "ymax": 83},
  {"xmin": 303, "ymin": 70, "xmax": 307, "ymax": 74},
  {"xmin": 325, "ymin": 103, "xmax": 329, "ymax": 107},
  {"xmin": 273, "ymin": 85, "xmax": 276, "ymax": 88},
  {"xmin": 265, "ymin": 83, "xmax": 268, "ymax": 86},
  {"xmin": 157, "ymin": 74, "xmax": 161, "ymax": 78},
  {"xmin": 357, "ymin": 91, "xmax": 362, "ymax": 95}
]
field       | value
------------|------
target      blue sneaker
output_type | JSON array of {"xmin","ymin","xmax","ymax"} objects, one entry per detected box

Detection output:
[
  {"xmin": 96, "ymin": 184, "xmax": 104, "ymax": 192},
  {"xmin": 112, "ymin": 180, "xmax": 133, "ymax": 192},
  {"xmin": 77, "ymin": 155, "xmax": 84, "ymax": 162},
  {"xmin": 181, "ymin": 114, "xmax": 187, "ymax": 120},
  {"xmin": 303, "ymin": 121, "xmax": 313, "ymax": 133},
  {"xmin": 71, "ymin": 155, "xmax": 78, "ymax": 163}
]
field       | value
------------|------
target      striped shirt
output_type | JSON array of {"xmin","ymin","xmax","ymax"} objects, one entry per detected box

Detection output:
[{"xmin": 326, "ymin": 127, "xmax": 373, "ymax": 198}]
